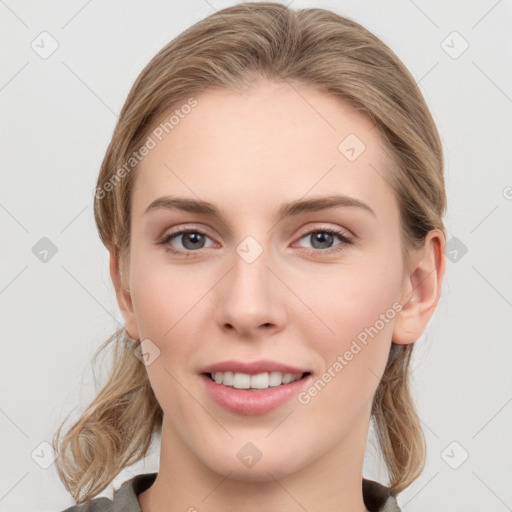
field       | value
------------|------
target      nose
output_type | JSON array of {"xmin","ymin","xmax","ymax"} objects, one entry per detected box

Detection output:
[{"xmin": 214, "ymin": 245, "xmax": 286, "ymax": 338}]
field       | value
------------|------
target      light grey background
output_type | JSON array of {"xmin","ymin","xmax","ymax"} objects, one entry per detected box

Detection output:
[{"xmin": 1, "ymin": 1, "xmax": 511, "ymax": 510}]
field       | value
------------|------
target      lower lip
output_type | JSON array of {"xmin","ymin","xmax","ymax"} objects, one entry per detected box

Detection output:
[{"xmin": 200, "ymin": 373, "xmax": 312, "ymax": 415}]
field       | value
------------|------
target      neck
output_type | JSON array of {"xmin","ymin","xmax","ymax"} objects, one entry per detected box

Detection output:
[{"xmin": 138, "ymin": 416, "xmax": 370, "ymax": 512}]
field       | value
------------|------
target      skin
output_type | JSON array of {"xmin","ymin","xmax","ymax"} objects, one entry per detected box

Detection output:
[{"xmin": 110, "ymin": 79, "xmax": 445, "ymax": 512}]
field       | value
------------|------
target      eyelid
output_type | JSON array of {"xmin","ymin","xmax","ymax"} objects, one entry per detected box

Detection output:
[
  {"xmin": 161, "ymin": 222, "xmax": 352, "ymax": 239},
  {"xmin": 161, "ymin": 223, "xmax": 217, "ymax": 240},
  {"xmin": 295, "ymin": 223, "xmax": 353, "ymax": 239}
]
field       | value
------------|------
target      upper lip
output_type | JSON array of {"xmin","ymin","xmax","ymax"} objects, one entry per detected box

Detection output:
[{"xmin": 199, "ymin": 359, "xmax": 311, "ymax": 376}]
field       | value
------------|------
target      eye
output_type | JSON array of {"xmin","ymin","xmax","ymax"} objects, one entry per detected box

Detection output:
[
  {"xmin": 295, "ymin": 227, "xmax": 353, "ymax": 254},
  {"xmin": 158, "ymin": 229, "xmax": 215, "ymax": 255},
  {"xmin": 157, "ymin": 226, "xmax": 353, "ymax": 257}
]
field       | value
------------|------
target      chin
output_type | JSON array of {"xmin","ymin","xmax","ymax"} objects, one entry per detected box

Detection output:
[{"xmin": 200, "ymin": 444, "xmax": 309, "ymax": 482}]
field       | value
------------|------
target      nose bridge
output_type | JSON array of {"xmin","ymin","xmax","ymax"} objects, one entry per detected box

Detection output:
[
  {"xmin": 216, "ymin": 233, "xmax": 282, "ymax": 332},
  {"xmin": 231, "ymin": 234, "xmax": 272, "ymax": 304}
]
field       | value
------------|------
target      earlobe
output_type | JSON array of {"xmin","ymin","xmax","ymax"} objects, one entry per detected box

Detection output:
[
  {"xmin": 392, "ymin": 229, "xmax": 446, "ymax": 346},
  {"xmin": 109, "ymin": 248, "xmax": 140, "ymax": 341}
]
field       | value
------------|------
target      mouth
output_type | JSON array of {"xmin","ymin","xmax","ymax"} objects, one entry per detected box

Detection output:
[
  {"xmin": 202, "ymin": 371, "xmax": 312, "ymax": 391},
  {"xmin": 199, "ymin": 370, "xmax": 314, "ymax": 415},
  {"xmin": 197, "ymin": 359, "xmax": 313, "ymax": 414}
]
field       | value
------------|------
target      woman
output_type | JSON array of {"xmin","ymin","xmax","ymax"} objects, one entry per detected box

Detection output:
[{"xmin": 53, "ymin": 3, "xmax": 446, "ymax": 511}]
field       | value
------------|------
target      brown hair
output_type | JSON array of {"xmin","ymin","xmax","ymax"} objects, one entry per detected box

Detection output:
[{"xmin": 52, "ymin": 1, "xmax": 446, "ymax": 502}]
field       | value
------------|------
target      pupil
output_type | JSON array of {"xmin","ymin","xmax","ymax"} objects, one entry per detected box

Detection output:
[
  {"xmin": 312, "ymin": 232, "xmax": 333, "ymax": 249},
  {"xmin": 183, "ymin": 232, "xmax": 203, "ymax": 249}
]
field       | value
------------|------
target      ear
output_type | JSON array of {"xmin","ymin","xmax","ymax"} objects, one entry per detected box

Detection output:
[
  {"xmin": 392, "ymin": 229, "xmax": 446, "ymax": 345},
  {"xmin": 109, "ymin": 248, "xmax": 140, "ymax": 341}
]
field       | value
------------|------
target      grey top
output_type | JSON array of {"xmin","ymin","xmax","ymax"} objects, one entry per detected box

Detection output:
[{"xmin": 59, "ymin": 472, "xmax": 401, "ymax": 512}]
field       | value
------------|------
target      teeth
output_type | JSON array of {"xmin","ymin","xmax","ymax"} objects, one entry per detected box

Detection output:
[
  {"xmin": 211, "ymin": 371, "xmax": 304, "ymax": 389},
  {"xmin": 233, "ymin": 372, "xmax": 251, "ymax": 389}
]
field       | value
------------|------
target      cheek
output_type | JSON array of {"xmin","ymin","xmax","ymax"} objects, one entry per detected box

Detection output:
[
  {"xmin": 129, "ymin": 259, "xmax": 209, "ymax": 385},
  {"xmin": 295, "ymin": 262, "xmax": 398, "ymax": 403},
  {"xmin": 131, "ymin": 272, "xmax": 199, "ymax": 420},
  {"xmin": 295, "ymin": 255, "xmax": 400, "ymax": 340},
  {"xmin": 130, "ymin": 256, "xmax": 202, "ymax": 339}
]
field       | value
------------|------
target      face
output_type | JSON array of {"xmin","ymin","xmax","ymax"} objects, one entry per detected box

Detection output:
[{"xmin": 118, "ymin": 79, "xmax": 414, "ymax": 481}]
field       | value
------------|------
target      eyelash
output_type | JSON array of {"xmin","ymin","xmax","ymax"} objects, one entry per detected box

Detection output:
[{"xmin": 157, "ymin": 227, "xmax": 353, "ymax": 257}]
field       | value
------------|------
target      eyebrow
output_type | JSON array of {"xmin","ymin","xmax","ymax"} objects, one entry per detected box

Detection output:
[{"xmin": 144, "ymin": 194, "xmax": 376, "ymax": 221}]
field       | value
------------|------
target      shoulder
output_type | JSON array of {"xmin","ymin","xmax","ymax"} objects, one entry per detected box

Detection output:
[
  {"xmin": 363, "ymin": 478, "xmax": 401, "ymax": 512},
  {"xmin": 59, "ymin": 496, "xmax": 113, "ymax": 512},
  {"xmin": 56, "ymin": 472, "xmax": 158, "ymax": 512}
]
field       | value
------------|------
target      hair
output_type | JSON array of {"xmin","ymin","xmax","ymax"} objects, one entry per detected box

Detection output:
[{"xmin": 52, "ymin": 1, "xmax": 446, "ymax": 503}]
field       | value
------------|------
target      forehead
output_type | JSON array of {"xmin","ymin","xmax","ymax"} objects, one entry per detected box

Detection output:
[{"xmin": 132, "ymin": 80, "xmax": 398, "ymax": 225}]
